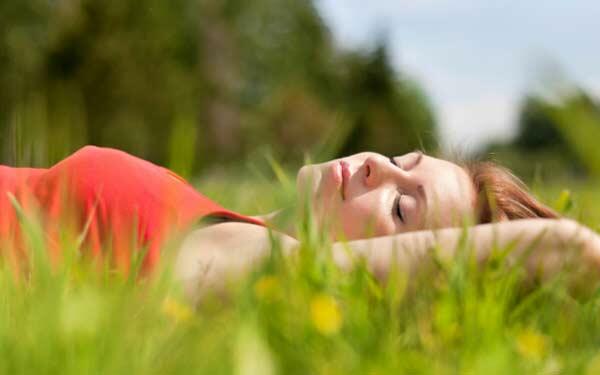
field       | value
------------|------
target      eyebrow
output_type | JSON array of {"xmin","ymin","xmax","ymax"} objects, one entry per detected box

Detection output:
[{"xmin": 413, "ymin": 150, "xmax": 424, "ymax": 167}]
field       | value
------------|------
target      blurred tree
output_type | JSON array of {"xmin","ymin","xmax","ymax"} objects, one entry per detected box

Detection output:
[
  {"xmin": 196, "ymin": 0, "xmax": 340, "ymax": 163},
  {"xmin": 483, "ymin": 88, "xmax": 600, "ymax": 180},
  {"xmin": 548, "ymin": 90, "xmax": 600, "ymax": 177},
  {"xmin": 338, "ymin": 44, "xmax": 437, "ymax": 157},
  {"xmin": 515, "ymin": 96, "xmax": 566, "ymax": 151},
  {"xmin": 0, "ymin": 0, "xmax": 438, "ymax": 173}
]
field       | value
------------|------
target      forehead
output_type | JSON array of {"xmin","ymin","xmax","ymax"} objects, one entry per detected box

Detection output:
[{"xmin": 417, "ymin": 154, "xmax": 475, "ymax": 227}]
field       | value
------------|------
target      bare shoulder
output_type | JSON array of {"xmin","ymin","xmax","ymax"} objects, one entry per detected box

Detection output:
[
  {"xmin": 178, "ymin": 222, "xmax": 297, "ymax": 255},
  {"xmin": 174, "ymin": 222, "xmax": 297, "ymax": 302},
  {"xmin": 181, "ymin": 221, "xmax": 268, "ymax": 243}
]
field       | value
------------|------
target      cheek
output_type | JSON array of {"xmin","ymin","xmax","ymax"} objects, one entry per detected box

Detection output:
[{"xmin": 337, "ymin": 194, "xmax": 391, "ymax": 240}]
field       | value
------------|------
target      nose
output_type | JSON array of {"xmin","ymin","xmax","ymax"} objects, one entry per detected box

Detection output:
[{"xmin": 363, "ymin": 155, "xmax": 400, "ymax": 189}]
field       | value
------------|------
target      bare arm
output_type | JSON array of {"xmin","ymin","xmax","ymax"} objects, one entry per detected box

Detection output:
[
  {"xmin": 175, "ymin": 219, "xmax": 600, "ymax": 301},
  {"xmin": 331, "ymin": 218, "xmax": 600, "ymax": 282}
]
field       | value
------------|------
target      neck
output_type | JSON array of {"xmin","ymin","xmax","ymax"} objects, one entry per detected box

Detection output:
[{"xmin": 252, "ymin": 205, "xmax": 297, "ymax": 238}]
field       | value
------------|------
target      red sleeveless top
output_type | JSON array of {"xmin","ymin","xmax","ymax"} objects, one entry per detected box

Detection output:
[{"xmin": 0, "ymin": 146, "xmax": 265, "ymax": 273}]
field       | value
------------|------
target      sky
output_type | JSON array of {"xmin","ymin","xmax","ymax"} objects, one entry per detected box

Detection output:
[{"xmin": 315, "ymin": 0, "xmax": 600, "ymax": 153}]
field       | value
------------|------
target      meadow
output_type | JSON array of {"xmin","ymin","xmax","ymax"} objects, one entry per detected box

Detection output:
[
  {"xmin": 2, "ymin": 160, "xmax": 600, "ymax": 375},
  {"xmin": 2, "ymin": 1, "xmax": 600, "ymax": 373}
]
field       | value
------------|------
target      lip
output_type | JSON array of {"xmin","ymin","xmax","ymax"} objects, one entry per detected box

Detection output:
[{"xmin": 340, "ymin": 161, "xmax": 350, "ymax": 200}]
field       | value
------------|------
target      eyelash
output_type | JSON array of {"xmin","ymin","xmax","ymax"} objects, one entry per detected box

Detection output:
[
  {"xmin": 389, "ymin": 156, "xmax": 405, "ymax": 223},
  {"xmin": 393, "ymin": 194, "xmax": 404, "ymax": 223}
]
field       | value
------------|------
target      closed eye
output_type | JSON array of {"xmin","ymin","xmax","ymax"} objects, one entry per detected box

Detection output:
[{"xmin": 393, "ymin": 194, "xmax": 404, "ymax": 223}]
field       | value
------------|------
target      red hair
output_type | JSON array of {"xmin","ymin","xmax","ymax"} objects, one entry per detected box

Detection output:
[{"xmin": 463, "ymin": 161, "xmax": 559, "ymax": 223}]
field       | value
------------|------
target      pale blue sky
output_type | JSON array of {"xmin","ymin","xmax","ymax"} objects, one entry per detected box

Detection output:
[{"xmin": 315, "ymin": 0, "xmax": 600, "ymax": 152}]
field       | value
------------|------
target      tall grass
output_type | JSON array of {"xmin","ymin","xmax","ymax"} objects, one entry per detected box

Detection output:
[
  {"xmin": 1, "ymin": 163, "xmax": 600, "ymax": 375},
  {"xmin": 3, "ymin": 84, "xmax": 600, "ymax": 373}
]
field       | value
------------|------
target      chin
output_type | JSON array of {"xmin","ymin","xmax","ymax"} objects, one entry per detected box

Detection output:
[
  {"xmin": 295, "ymin": 165, "xmax": 310, "ymax": 195},
  {"xmin": 296, "ymin": 162, "xmax": 340, "ymax": 231},
  {"xmin": 296, "ymin": 165, "xmax": 320, "ymax": 197},
  {"xmin": 296, "ymin": 164, "xmax": 331, "ymax": 221}
]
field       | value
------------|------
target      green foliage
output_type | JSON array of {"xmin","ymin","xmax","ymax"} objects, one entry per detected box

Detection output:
[
  {"xmin": 515, "ymin": 95, "xmax": 568, "ymax": 151},
  {"xmin": 484, "ymin": 86, "xmax": 600, "ymax": 181},
  {"xmin": 2, "ymin": 174, "xmax": 600, "ymax": 374},
  {"xmin": 5, "ymin": 2, "xmax": 600, "ymax": 373},
  {"xmin": 548, "ymin": 91, "xmax": 600, "ymax": 177},
  {"xmin": 339, "ymin": 44, "xmax": 437, "ymax": 157},
  {"xmin": 554, "ymin": 189, "xmax": 574, "ymax": 215},
  {"xmin": 0, "ymin": 0, "xmax": 437, "ymax": 171}
]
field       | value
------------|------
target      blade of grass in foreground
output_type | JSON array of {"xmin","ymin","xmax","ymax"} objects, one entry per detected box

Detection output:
[{"xmin": 1, "ymin": 170, "xmax": 600, "ymax": 374}]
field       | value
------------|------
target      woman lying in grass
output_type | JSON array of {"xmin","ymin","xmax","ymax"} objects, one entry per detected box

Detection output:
[
  {"xmin": 176, "ymin": 150, "xmax": 600, "ymax": 300},
  {"xmin": 1, "ymin": 146, "xmax": 599, "ymax": 299}
]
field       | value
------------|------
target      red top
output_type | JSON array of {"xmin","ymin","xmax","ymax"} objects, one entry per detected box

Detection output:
[{"xmin": 0, "ymin": 146, "xmax": 265, "ymax": 273}]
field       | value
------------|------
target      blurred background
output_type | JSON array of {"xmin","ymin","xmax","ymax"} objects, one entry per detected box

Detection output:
[{"xmin": 1, "ymin": 0, "xmax": 599, "ymax": 216}]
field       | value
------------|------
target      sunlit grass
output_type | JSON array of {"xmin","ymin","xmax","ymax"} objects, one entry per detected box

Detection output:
[
  {"xmin": 3, "ymin": 89, "xmax": 600, "ymax": 373},
  {"xmin": 1, "ymin": 164, "xmax": 600, "ymax": 374}
]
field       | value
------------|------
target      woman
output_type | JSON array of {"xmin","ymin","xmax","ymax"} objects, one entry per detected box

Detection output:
[
  {"xmin": 1, "ymin": 146, "xmax": 598, "ymax": 294},
  {"xmin": 175, "ymin": 150, "xmax": 600, "ymax": 300}
]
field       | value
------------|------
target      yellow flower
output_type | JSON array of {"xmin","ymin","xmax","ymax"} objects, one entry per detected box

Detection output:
[
  {"xmin": 310, "ymin": 294, "xmax": 342, "ymax": 335},
  {"xmin": 515, "ymin": 328, "xmax": 548, "ymax": 361},
  {"xmin": 162, "ymin": 296, "xmax": 193, "ymax": 324},
  {"xmin": 253, "ymin": 275, "xmax": 280, "ymax": 301}
]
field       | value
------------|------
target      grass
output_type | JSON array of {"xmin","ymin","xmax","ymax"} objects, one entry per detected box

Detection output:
[{"xmin": 2, "ymin": 164, "xmax": 600, "ymax": 374}]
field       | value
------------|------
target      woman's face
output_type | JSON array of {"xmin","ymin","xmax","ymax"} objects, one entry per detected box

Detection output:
[{"xmin": 296, "ymin": 151, "xmax": 476, "ymax": 240}]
